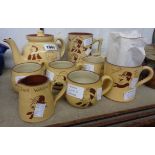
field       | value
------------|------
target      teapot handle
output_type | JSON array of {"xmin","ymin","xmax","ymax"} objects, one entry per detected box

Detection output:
[
  {"xmin": 51, "ymin": 81, "xmax": 66, "ymax": 107},
  {"xmin": 55, "ymin": 38, "xmax": 65, "ymax": 58}
]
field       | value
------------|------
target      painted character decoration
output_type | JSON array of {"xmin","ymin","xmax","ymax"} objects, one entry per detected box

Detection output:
[
  {"xmin": 26, "ymin": 95, "xmax": 46, "ymax": 119},
  {"xmin": 28, "ymin": 45, "xmax": 42, "ymax": 60},
  {"xmin": 75, "ymin": 88, "xmax": 96, "ymax": 108},
  {"xmin": 70, "ymin": 37, "xmax": 92, "ymax": 63},
  {"xmin": 114, "ymin": 71, "xmax": 132, "ymax": 88}
]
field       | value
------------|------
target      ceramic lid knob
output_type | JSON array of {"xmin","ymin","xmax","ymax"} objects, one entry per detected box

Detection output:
[{"xmin": 37, "ymin": 28, "xmax": 45, "ymax": 37}]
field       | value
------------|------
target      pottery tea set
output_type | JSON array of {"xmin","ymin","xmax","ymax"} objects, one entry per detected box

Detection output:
[{"xmin": 3, "ymin": 29, "xmax": 154, "ymax": 123}]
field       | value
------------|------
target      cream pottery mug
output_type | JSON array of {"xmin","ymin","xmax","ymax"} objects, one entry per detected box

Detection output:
[
  {"xmin": 68, "ymin": 32, "xmax": 103, "ymax": 63},
  {"xmin": 78, "ymin": 55, "xmax": 105, "ymax": 75},
  {"xmin": 104, "ymin": 61, "xmax": 154, "ymax": 102},
  {"xmin": 46, "ymin": 61, "xmax": 81, "ymax": 90},
  {"xmin": 17, "ymin": 75, "xmax": 66, "ymax": 122},
  {"xmin": 11, "ymin": 62, "xmax": 45, "ymax": 92},
  {"xmin": 66, "ymin": 70, "xmax": 113, "ymax": 108}
]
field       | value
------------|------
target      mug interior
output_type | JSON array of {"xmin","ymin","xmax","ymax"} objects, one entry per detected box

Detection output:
[
  {"xmin": 13, "ymin": 63, "xmax": 41, "ymax": 73},
  {"xmin": 49, "ymin": 61, "xmax": 74, "ymax": 69},
  {"xmin": 83, "ymin": 56, "xmax": 105, "ymax": 64},
  {"xmin": 18, "ymin": 75, "xmax": 48, "ymax": 86},
  {"xmin": 68, "ymin": 70, "xmax": 99, "ymax": 84}
]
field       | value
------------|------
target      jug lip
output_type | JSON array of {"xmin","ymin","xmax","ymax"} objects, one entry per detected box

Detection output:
[
  {"xmin": 67, "ymin": 70, "xmax": 100, "ymax": 85},
  {"xmin": 18, "ymin": 75, "xmax": 48, "ymax": 86},
  {"xmin": 27, "ymin": 34, "xmax": 54, "ymax": 42},
  {"xmin": 69, "ymin": 32, "xmax": 93, "ymax": 35},
  {"xmin": 12, "ymin": 62, "xmax": 42, "ymax": 73}
]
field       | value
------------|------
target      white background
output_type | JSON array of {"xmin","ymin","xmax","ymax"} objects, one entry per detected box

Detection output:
[
  {"xmin": 0, "ymin": 0, "xmax": 155, "ymax": 155},
  {"xmin": 0, "ymin": 28, "xmax": 154, "ymax": 68}
]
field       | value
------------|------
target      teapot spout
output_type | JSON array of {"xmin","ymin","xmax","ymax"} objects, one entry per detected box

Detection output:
[{"xmin": 3, "ymin": 38, "xmax": 23, "ymax": 64}]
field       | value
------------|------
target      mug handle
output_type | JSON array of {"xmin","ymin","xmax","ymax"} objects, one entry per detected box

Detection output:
[
  {"xmin": 101, "ymin": 75, "xmax": 113, "ymax": 95},
  {"xmin": 136, "ymin": 66, "xmax": 154, "ymax": 87},
  {"xmin": 51, "ymin": 81, "xmax": 66, "ymax": 107},
  {"xmin": 75, "ymin": 59, "xmax": 84, "ymax": 69},
  {"xmin": 92, "ymin": 38, "xmax": 103, "ymax": 56},
  {"xmin": 55, "ymin": 38, "xmax": 65, "ymax": 58},
  {"xmin": 40, "ymin": 62, "xmax": 46, "ymax": 74}
]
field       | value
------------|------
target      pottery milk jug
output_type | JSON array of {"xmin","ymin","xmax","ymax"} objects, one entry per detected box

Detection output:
[{"xmin": 17, "ymin": 75, "xmax": 66, "ymax": 122}]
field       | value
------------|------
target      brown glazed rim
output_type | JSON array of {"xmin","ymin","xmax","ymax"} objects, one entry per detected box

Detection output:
[
  {"xmin": 18, "ymin": 75, "xmax": 48, "ymax": 86},
  {"xmin": 67, "ymin": 70, "xmax": 100, "ymax": 85},
  {"xmin": 48, "ymin": 61, "xmax": 75, "ymax": 69},
  {"xmin": 12, "ymin": 62, "xmax": 42, "ymax": 73},
  {"xmin": 105, "ymin": 59, "xmax": 142, "ymax": 68},
  {"xmin": 69, "ymin": 32, "xmax": 93, "ymax": 35}
]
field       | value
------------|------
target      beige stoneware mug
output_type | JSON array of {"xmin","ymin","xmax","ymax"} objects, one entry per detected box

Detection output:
[
  {"xmin": 77, "ymin": 55, "xmax": 105, "ymax": 75},
  {"xmin": 66, "ymin": 70, "xmax": 113, "ymax": 108},
  {"xmin": 46, "ymin": 61, "xmax": 81, "ymax": 90},
  {"xmin": 11, "ymin": 62, "xmax": 45, "ymax": 92},
  {"xmin": 68, "ymin": 32, "xmax": 103, "ymax": 63},
  {"xmin": 17, "ymin": 75, "xmax": 66, "ymax": 122},
  {"xmin": 104, "ymin": 60, "xmax": 154, "ymax": 102}
]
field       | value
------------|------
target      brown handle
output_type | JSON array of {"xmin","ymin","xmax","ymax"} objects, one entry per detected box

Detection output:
[
  {"xmin": 55, "ymin": 38, "xmax": 65, "ymax": 58},
  {"xmin": 92, "ymin": 38, "xmax": 103, "ymax": 56},
  {"xmin": 51, "ymin": 81, "xmax": 66, "ymax": 107},
  {"xmin": 137, "ymin": 66, "xmax": 154, "ymax": 87},
  {"xmin": 101, "ymin": 75, "xmax": 113, "ymax": 95}
]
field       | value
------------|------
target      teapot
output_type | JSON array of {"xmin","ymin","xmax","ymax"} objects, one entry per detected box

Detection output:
[{"xmin": 4, "ymin": 29, "xmax": 65, "ymax": 66}]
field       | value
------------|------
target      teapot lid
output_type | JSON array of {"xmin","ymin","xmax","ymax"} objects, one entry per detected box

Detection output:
[{"xmin": 27, "ymin": 29, "xmax": 54, "ymax": 42}]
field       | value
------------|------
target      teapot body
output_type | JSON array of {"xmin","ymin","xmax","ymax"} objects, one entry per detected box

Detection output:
[
  {"xmin": 4, "ymin": 30, "xmax": 65, "ymax": 65},
  {"xmin": 23, "ymin": 34, "xmax": 65, "ymax": 65}
]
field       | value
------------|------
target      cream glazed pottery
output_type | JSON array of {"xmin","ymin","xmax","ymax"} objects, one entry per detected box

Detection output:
[
  {"xmin": 4, "ymin": 29, "xmax": 65, "ymax": 66},
  {"xmin": 17, "ymin": 75, "xmax": 66, "ymax": 122},
  {"xmin": 11, "ymin": 62, "xmax": 45, "ymax": 92},
  {"xmin": 46, "ymin": 61, "xmax": 81, "ymax": 90},
  {"xmin": 66, "ymin": 70, "xmax": 113, "ymax": 108},
  {"xmin": 77, "ymin": 55, "xmax": 105, "ymax": 75},
  {"xmin": 68, "ymin": 32, "xmax": 103, "ymax": 63},
  {"xmin": 104, "ymin": 61, "xmax": 154, "ymax": 102}
]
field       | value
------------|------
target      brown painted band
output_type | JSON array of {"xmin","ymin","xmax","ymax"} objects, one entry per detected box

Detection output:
[{"xmin": 69, "ymin": 32, "xmax": 93, "ymax": 35}]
